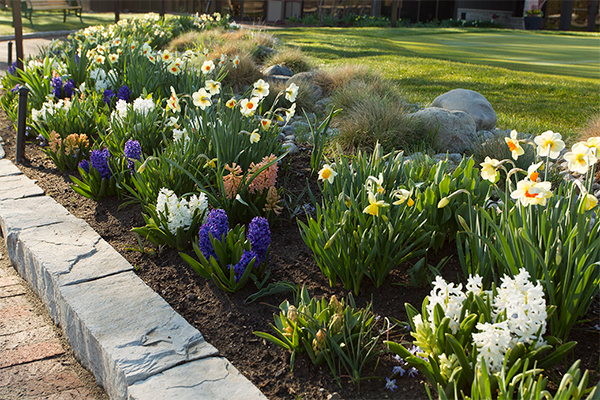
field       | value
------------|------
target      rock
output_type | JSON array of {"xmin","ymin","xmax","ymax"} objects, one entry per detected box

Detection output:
[
  {"xmin": 263, "ymin": 64, "xmax": 293, "ymax": 77},
  {"xmin": 254, "ymin": 45, "xmax": 277, "ymax": 60},
  {"xmin": 433, "ymin": 152, "xmax": 463, "ymax": 165},
  {"xmin": 287, "ymin": 71, "xmax": 323, "ymax": 100},
  {"xmin": 282, "ymin": 142, "xmax": 299, "ymax": 154},
  {"xmin": 0, "ymin": 173, "xmax": 45, "ymax": 201},
  {"xmin": 263, "ymin": 75, "xmax": 290, "ymax": 85},
  {"xmin": 314, "ymin": 97, "xmax": 333, "ymax": 116},
  {"xmin": 0, "ymin": 143, "xmax": 4, "ymax": 159},
  {"xmin": 283, "ymin": 126, "xmax": 294, "ymax": 135},
  {"xmin": 327, "ymin": 393, "xmax": 342, "ymax": 400},
  {"xmin": 410, "ymin": 108, "xmax": 478, "ymax": 154},
  {"xmin": 431, "ymin": 89, "xmax": 497, "ymax": 131},
  {"xmin": 290, "ymin": 121, "xmax": 311, "ymax": 134},
  {"xmin": 285, "ymin": 134, "xmax": 296, "ymax": 142}
]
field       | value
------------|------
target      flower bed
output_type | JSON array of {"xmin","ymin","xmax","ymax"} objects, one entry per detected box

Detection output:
[{"xmin": 1, "ymin": 13, "xmax": 599, "ymax": 400}]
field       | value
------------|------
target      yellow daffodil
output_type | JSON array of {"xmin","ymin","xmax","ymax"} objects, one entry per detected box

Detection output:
[
  {"xmin": 166, "ymin": 87, "xmax": 180, "ymax": 113},
  {"xmin": 510, "ymin": 179, "xmax": 553, "ymax": 207},
  {"xmin": 260, "ymin": 119, "xmax": 271, "ymax": 130},
  {"xmin": 249, "ymin": 130, "xmax": 261, "ymax": 144},
  {"xmin": 564, "ymin": 142, "xmax": 597, "ymax": 174},
  {"xmin": 225, "ymin": 97, "xmax": 237, "ymax": 109},
  {"xmin": 437, "ymin": 197, "xmax": 450, "ymax": 208},
  {"xmin": 239, "ymin": 97, "xmax": 259, "ymax": 117},
  {"xmin": 252, "ymin": 79, "xmax": 270, "ymax": 99},
  {"xmin": 366, "ymin": 173, "xmax": 385, "ymax": 195},
  {"xmin": 392, "ymin": 189, "xmax": 414, "ymax": 206},
  {"xmin": 204, "ymin": 158, "xmax": 217, "ymax": 168},
  {"xmin": 584, "ymin": 136, "xmax": 600, "ymax": 157},
  {"xmin": 318, "ymin": 164, "xmax": 337, "ymax": 184},
  {"xmin": 480, "ymin": 157, "xmax": 500, "ymax": 183},
  {"xmin": 285, "ymin": 83, "xmax": 299, "ymax": 103},
  {"xmin": 505, "ymin": 130, "xmax": 525, "ymax": 160},
  {"xmin": 201, "ymin": 60, "xmax": 215, "ymax": 75},
  {"xmin": 205, "ymin": 80, "xmax": 221, "ymax": 96},
  {"xmin": 363, "ymin": 192, "xmax": 390, "ymax": 216},
  {"xmin": 192, "ymin": 88, "xmax": 212, "ymax": 110},
  {"xmin": 584, "ymin": 193, "xmax": 598, "ymax": 211},
  {"xmin": 534, "ymin": 130, "xmax": 565, "ymax": 159},
  {"xmin": 527, "ymin": 161, "xmax": 544, "ymax": 182}
]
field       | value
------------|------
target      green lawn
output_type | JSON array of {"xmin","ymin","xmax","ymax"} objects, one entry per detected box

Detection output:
[
  {"xmin": 273, "ymin": 28, "xmax": 600, "ymax": 140},
  {"xmin": 0, "ymin": 10, "xmax": 141, "ymax": 36}
]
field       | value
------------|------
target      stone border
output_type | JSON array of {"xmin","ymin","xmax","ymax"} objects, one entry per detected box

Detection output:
[{"xmin": 0, "ymin": 158, "xmax": 267, "ymax": 400}]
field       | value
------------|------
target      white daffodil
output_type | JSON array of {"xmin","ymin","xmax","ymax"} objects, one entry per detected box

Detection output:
[
  {"xmin": 534, "ymin": 130, "xmax": 565, "ymax": 159},
  {"xmin": 252, "ymin": 79, "xmax": 270, "ymax": 99},
  {"xmin": 239, "ymin": 97, "xmax": 259, "ymax": 117},
  {"xmin": 201, "ymin": 60, "xmax": 215, "ymax": 74},
  {"xmin": 249, "ymin": 130, "xmax": 260, "ymax": 144},
  {"xmin": 510, "ymin": 179, "xmax": 553, "ymax": 207},
  {"xmin": 192, "ymin": 88, "xmax": 212, "ymax": 110},
  {"xmin": 564, "ymin": 142, "xmax": 597, "ymax": 174},
  {"xmin": 205, "ymin": 80, "xmax": 221, "ymax": 96},
  {"xmin": 318, "ymin": 164, "xmax": 337, "ymax": 184},
  {"xmin": 480, "ymin": 157, "xmax": 500, "ymax": 183},
  {"xmin": 166, "ymin": 86, "xmax": 180, "ymax": 113},
  {"xmin": 285, "ymin": 83, "xmax": 299, "ymax": 103},
  {"xmin": 527, "ymin": 161, "xmax": 544, "ymax": 182}
]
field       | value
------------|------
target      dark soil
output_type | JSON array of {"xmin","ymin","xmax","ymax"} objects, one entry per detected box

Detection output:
[{"xmin": 2, "ymin": 110, "xmax": 598, "ymax": 400}]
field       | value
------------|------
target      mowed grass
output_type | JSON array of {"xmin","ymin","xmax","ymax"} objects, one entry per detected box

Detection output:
[
  {"xmin": 273, "ymin": 27, "xmax": 600, "ymax": 141},
  {"xmin": 0, "ymin": 10, "xmax": 143, "ymax": 36}
]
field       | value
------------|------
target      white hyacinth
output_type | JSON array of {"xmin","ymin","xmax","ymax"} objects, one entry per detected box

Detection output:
[
  {"xmin": 427, "ymin": 275, "xmax": 466, "ymax": 334},
  {"xmin": 132, "ymin": 96, "xmax": 155, "ymax": 116},
  {"xmin": 156, "ymin": 188, "xmax": 208, "ymax": 235}
]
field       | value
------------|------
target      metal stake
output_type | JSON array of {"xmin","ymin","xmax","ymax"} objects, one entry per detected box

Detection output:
[
  {"xmin": 8, "ymin": 41, "xmax": 12, "ymax": 67},
  {"xmin": 16, "ymin": 86, "xmax": 29, "ymax": 164}
]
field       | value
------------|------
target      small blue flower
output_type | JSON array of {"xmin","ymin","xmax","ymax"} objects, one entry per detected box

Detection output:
[
  {"xmin": 78, "ymin": 159, "xmax": 90, "ymax": 173},
  {"xmin": 124, "ymin": 139, "xmax": 141, "ymax": 172},
  {"xmin": 51, "ymin": 76, "xmax": 63, "ymax": 98},
  {"xmin": 8, "ymin": 61, "xmax": 17, "ymax": 75},
  {"xmin": 385, "ymin": 377, "xmax": 397, "ymax": 392},
  {"xmin": 392, "ymin": 366, "xmax": 405, "ymax": 376},
  {"xmin": 392, "ymin": 354, "xmax": 403, "ymax": 363},
  {"xmin": 90, "ymin": 148, "xmax": 111, "ymax": 179},
  {"xmin": 407, "ymin": 367, "xmax": 419, "ymax": 377},
  {"xmin": 10, "ymin": 83, "xmax": 20, "ymax": 94},
  {"xmin": 117, "ymin": 85, "xmax": 131, "ymax": 102},
  {"xmin": 228, "ymin": 250, "xmax": 257, "ymax": 283},
  {"xmin": 247, "ymin": 216, "xmax": 270, "ymax": 265},
  {"xmin": 103, "ymin": 89, "xmax": 115, "ymax": 105}
]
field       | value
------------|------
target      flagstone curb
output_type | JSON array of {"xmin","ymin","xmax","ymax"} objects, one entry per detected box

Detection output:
[{"xmin": 0, "ymin": 158, "xmax": 267, "ymax": 400}]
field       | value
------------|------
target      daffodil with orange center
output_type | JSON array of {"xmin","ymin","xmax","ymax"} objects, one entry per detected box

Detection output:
[
  {"xmin": 505, "ymin": 130, "xmax": 525, "ymax": 160},
  {"xmin": 511, "ymin": 179, "xmax": 553, "ymax": 207}
]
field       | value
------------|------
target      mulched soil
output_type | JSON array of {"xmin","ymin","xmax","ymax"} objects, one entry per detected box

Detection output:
[{"xmin": 1, "ymin": 109, "xmax": 598, "ymax": 400}]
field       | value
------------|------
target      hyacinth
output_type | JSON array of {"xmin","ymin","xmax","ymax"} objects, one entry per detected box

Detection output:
[
  {"xmin": 223, "ymin": 163, "xmax": 243, "ymax": 200},
  {"xmin": 8, "ymin": 61, "xmax": 16, "ymax": 75},
  {"xmin": 103, "ymin": 89, "xmax": 115, "ymax": 105},
  {"xmin": 132, "ymin": 96, "xmax": 155, "ymax": 115},
  {"xmin": 78, "ymin": 159, "xmax": 90, "ymax": 173},
  {"xmin": 263, "ymin": 186, "xmax": 283, "ymax": 215},
  {"xmin": 248, "ymin": 155, "xmax": 278, "ymax": 194},
  {"xmin": 90, "ymin": 148, "xmax": 111, "ymax": 179},
  {"xmin": 48, "ymin": 130, "xmax": 61, "ymax": 152},
  {"xmin": 229, "ymin": 250, "xmax": 257, "ymax": 283},
  {"xmin": 248, "ymin": 217, "xmax": 271, "ymax": 264},
  {"xmin": 472, "ymin": 321, "xmax": 512, "ymax": 373},
  {"xmin": 117, "ymin": 85, "xmax": 131, "ymax": 102},
  {"xmin": 124, "ymin": 139, "xmax": 142, "ymax": 172},
  {"xmin": 198, "ymin": 209, "xmax": 229, "ymax": 260},
  {"xmin": 63, "ymin": 133, "xmax": 88, "ymax": 156},
  {"xmin": 51, "ymin": 76, "xmax": 63, "ymax": 98},
  {"xmin": 156, "ymin": 188, "xmax": 208, "ymax": 235},
  {"xmin": 63, "ymin": 79, "xmax": 76, "ymax": 98},
  {"xmin": 426, "ymin": 275, "xmax": 466, "ymax": 334}
]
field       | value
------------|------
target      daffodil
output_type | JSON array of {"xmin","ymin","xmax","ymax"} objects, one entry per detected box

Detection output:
[
  {"xmin": 252, "ymin": 79, "xmax": 270, "ymax": 99},
  {"xmin": 527, "ymin": 161, "xmax": 544, "ymax": 182},
  {"xmin": 168, "ymin": 62, "xmax": 181, "ymax": 75},
  {"xmin": 534, "ymin": 130, "xmax": 565, "ymax": 159},
  {"xmin": 219, "ymin": 53, "xmax": 226, "ymax": 66},
  {"xmin": 366, "ymin": 173, "xmax": 385, "ymax": 195},
  {"xmin": 505, "ymin": 130, "xmax": 525, "ymax": 160},
  {"xmin": 201, "ymin": 60, "xmax": 215, "ymax": 75},
  {"xmin": 285, "ymin": 83, "xmax": 299, "ymax": 103},
  {"xmin": 166, "ymin": 87, "xmax": 180, "ymax": 113},
  {"xmin": 286, "ymin": 103, "xmax": 296, "ymax": 122},
  {"xmin": 95, "ymin": 55, "xmax": 105, "ymax": 64},
  {"xmin": 260, "ymin": 119, "xmax": 271, "ymax": 130},
  {"xmin": 205, "ymin": 80, "xmax": 221, "ymax": 96},
  {"xmin": 225, "ymin": 97, "xmax": 236, "ymax": 109},
  {"xmin": 363, "ymin": 192, "xmax": 390, "ymax": 216},
  {"xmin": 480, "ymin": 157, "xmax": 500, "ymax": 183},
  {"xmin": 510, "ymin": 179, "xmax": 553, "ymax": 207},
  {"xmin": 239, "ymin": 97, "xmax": 259, "ymax": 117},
  {"xmin": 147, "ymin": 54, "xmax": 156, "ymax": 64},
  {"xmin": 392, "ymin": 189, "xmax": 414, "ymax": 206},
  {"xmin": 249, "ymin": 130, "xmax": 261, "ymax": 144},
  {"xmin": 564, "ymin": 142, "xmax": 597, "ymax": 174},
  {"xmin": 437, "ymin": 197, "xmax": 450, "ymax": 208},
  {"xmin": 318, "ymin": 164, "xmax": 337, "ymax": 184},
  {"xmin": 583, "ymin": 193, "xmax": 598, "ymax": 211},
  {"xmin": 232, "ymin": 55, "xmax": 240, "ymax": 68},
  {"xmin": 108, "ymin": 53, "xmax": 119, "ymax": 63},
  {"xmin": 192, "ymin": 88, "xmax": 212, "ymax": 110},
  {"xmin": 584, "ymin": 136, "xmax": 600, "ymax": 157},
  {"xmin": 161, "ymin": 50, "xmax": 172, "ymax": 62}
]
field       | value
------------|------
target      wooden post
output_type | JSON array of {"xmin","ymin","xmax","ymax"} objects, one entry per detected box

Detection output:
[
  {"xmin": 588, "ymin": 0, "xmax": 599, "ymax": 31},
  {"xmin": 391, "ymin": 0, "xmax": 399, "ymax": 27},
  {"xmin": 11, "ymin": 0, "xmax": 24, "ymax": 71},
  {"xmin": 559, "ymin": 0, "xmax": 574, "ymax": 30}
]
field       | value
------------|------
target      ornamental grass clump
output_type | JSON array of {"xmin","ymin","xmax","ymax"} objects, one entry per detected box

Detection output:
[
  {"xmin": 181, "ymin": 210, "xmax": 272, "ymax": 292},
  {"xmin": 254, "ymin": 286, "xmax": 386, "ymax": 387},
  {"xmin": 457, "ymin": 130, "xmax": 600, "ymax": 340},
  {"xmin": 385, "ymin": 270, "xmax": 576, "ymax": 398}
]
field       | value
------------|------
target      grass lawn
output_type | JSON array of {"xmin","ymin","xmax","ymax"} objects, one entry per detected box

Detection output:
[
  {"xmin": 0, "ymin": 10, "xmax": 142, "ymax": 36},
  {"xmin": 273, "ymin": 27, "xmax": 600, "ymax": 140}
]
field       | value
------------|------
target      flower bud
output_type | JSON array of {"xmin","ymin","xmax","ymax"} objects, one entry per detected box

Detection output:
[
  {"xmin": 438, "ymin": 197, "xmax": 450, "ymax": 208},
  {"xmin": 330, "ymin": 313, "xmax": 343, "ymax": 334},
  {"xmin": 329, "ymin": 295, "xmax": 342, "ymax": 314},
  {"xmin": 287, "ymin": 305, "xmax": 298, "ymax": 323}
]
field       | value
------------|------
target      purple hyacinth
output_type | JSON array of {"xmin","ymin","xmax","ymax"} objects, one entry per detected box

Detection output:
[
  {"xmin": 63, "ymin": 79, "xmax": 75, "ymax": 98},
  {"xmin": 51, "ymin": 76, "xmax": 63, "ymax": 98},
  {"xmin": 10, "ymin": 84, "xmax": 20, "ymax": 94},
  {"xmin": 8, "ymin": 62, "xmax": 17, "ymax": 75},
  {"xmin": 103, "ymin": 89, "xmax": 115, "ymax": 105},
  {"xmin": 124, "ymin": 139, "xmax": 141, "ymax": 172},
  {"xmin": 90, "ymin": 148, "xmax": 111, "ymax": 179},
  {"xmin": 247, "ymin": 216, "xmax": 271, "ymax": 265},
  {"xmin": 198, "ymin": 209, "xmax": 229, "ymax": 260},
  {"xmin": 78, "ymin": 159, "xmax": 90, "ymax": 173},
  {"xmin": 228, "ymin": 250, "xmax": 257, "ymax": 283},
  {"xmin": 117, "ymin": 85, "xmax": 131, "ymax": 102}
]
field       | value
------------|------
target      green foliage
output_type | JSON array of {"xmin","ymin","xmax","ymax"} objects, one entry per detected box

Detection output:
[
  {"xmin": 308, "ymin": 108, "xmax": 340, "ymax": 174},
  {"xmin": 42, "ymin": 132, "xmax": 90, "ymax": 171},
  {"xmin": 254, "ymin": 286, "xmax": 385, "ymax": 387},
  {"xmin": 70, "ymin": 165, "xmax": 118, "ymax": 200}
]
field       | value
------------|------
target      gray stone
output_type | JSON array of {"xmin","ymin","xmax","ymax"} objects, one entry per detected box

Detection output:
[
  {"xmin": 410, "ymin": 108, "xmax": 478, "ymax": 154},
  {"xmin": 263, "ymin": 74, "xmax": 290, "ymax": 85},
  {"xmin": 0, "ymin": 173, "xmax": 44, "ymax": 200},
  {"xmin": 0, "ymin": 196, "xmax": 71, "ymax": 239},
  {"xmin": 282, "ymin": 142, "xmax": 299, "ymax": 154},
  {"xmin": 285, "ymin": 134, "xmax": 296, "ymax": 142},
  {"xmin": 128, "ymin": 357, "xmax": 267, "ymax": 400},
  {"xmin": 0, "ymin": 143, "xmax": 4, "ymax": 159},
  {"xmin": 314, "ymin": 97, "xmax": 333, "ymax": 116},
  {"xmin": 283, "ymin": 126, "xmax": 294, "ymax": 135},
  {"xmin": 0, "ymin": 158, "xmax": 23, "ymax": 177},
  {"xmin": 255, "ymin": 45, "xmax": 277, "ymax": 60},
  {"xmin": 431, "ymin": 89, "xmax": 497, "ymax": 131},
  {"xmin": 290, "ymin": 120, "xmax": 311, "ymax": 133},
  {"xmin": 287, "ymin": 71, "xmax": 323, "ymax": 100},
  {"xmin": 263, "ymin": 64, "xmax": 293, "ymax": 77}
]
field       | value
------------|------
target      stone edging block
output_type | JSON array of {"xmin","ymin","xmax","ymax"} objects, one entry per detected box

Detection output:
[{"xmin": 0, "ymin": 166, "xmax": 267, "ymax": 400}]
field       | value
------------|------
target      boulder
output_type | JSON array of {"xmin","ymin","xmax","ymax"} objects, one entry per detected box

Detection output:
[
  {"xmin": 410, "ymin": 108, "xmax": 478, "ymax": 154},
  {"xmin": 263, "ymin": 75, "xmax": 290, "ymax": 85},
  {"xmin": 287, "ymin": 71, "xmax": 323, "ymax": 100},
  {"xmin": 431, "ymin": 89, "xmax": 497, "ymax": 131},
  {"xmin": 263, "ymin": 64, "xmax": 294, "ymax": 77}
]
